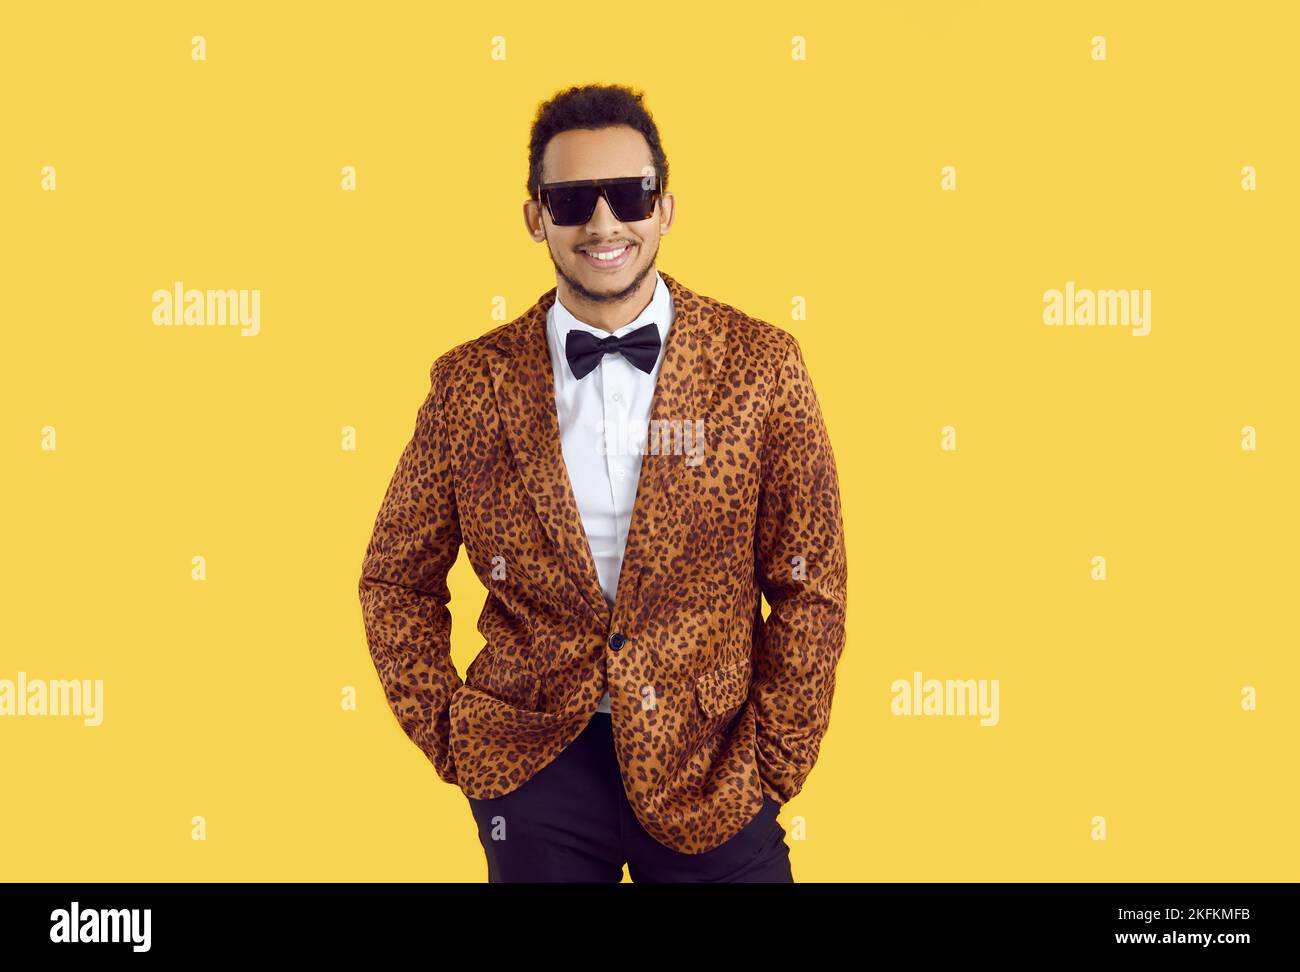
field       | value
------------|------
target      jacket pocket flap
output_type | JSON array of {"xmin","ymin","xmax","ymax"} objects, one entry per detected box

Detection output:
[
  {"xmin": 468, "ymin": 649, "xmax": 542, "ymax": 711},
  {"xmin": 694, "ymin": 657, "xmax": 752, "ymax": 719}
]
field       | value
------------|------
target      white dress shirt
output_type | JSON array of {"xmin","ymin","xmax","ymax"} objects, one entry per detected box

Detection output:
[{"xmin": 545, "ymin": 271, "xmax": 674, "ymax": 715}]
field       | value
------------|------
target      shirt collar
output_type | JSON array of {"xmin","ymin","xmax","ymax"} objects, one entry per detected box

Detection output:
[{"xmin": 548, "ymin": 270, "xmax": 673, "ymax": 374}]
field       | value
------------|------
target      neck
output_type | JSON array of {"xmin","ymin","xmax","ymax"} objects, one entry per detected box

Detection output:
[{"xmin": 555, "ymin": 264, "xmax": 658, "ymax": 334}]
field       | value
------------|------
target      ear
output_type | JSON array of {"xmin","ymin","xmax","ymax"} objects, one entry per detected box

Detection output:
[
  {"xmin": 657, "ymin": 191, "xmax": 675, "ymax": 236},
  {"xmin": 523, "ymin": 199, "xmax": 547, "ymax": 240}
]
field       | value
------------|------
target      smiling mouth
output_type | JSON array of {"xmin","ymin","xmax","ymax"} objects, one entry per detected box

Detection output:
[{"xmin": 579, "ymin": 244, "xmax": 634, "ymax": 270}]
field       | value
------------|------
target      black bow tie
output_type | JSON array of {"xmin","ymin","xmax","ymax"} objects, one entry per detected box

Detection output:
[{"xmin": 564, "ymin": 321, "xmax": 661, "ymax": 380}]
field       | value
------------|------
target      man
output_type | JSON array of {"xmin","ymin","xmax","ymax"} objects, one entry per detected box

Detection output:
[{"xmin": 358, "ymin": 83, "xmax": 847, "ymax": 882}]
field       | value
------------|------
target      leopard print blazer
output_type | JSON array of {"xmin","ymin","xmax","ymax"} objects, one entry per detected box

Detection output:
[{"xmin": 358, "ymin": 270, "xmax": 847, "ymax": 855}]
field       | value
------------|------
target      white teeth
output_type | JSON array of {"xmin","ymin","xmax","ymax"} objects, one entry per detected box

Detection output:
[{"xmin": 587, "ymin": 246, "xmax": 628, "ymax": 261}]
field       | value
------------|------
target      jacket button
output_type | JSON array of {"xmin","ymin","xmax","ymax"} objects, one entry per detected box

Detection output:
[{"xmin": 608, "ymin": 632, "xmax": 625, "ymax": 650}]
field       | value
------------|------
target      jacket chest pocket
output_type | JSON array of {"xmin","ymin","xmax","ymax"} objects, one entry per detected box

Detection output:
[
  {"xmin": 466, "ymin": 648, "xmax": 543, "ymax": 711},
  {"xmin": 694, "ymin": 656, "xmax": 752, "ymax": 721}
]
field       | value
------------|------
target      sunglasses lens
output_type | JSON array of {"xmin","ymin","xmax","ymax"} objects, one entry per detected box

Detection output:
[
  {"xmin": 605, "ymin": 182, "xmax": 659, "ymax": 222},
  {"xmin": 545, "ymin": 186, "xmax": 597, "ymax": 225}
]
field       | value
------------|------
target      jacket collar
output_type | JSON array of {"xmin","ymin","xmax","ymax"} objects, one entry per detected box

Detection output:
[{"xmin": 487, "ymin": 269, "xmax": 715, "ymax": 627}]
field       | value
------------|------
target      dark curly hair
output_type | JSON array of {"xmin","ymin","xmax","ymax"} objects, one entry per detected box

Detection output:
[{"xmin": 526, "ymin": 83, "xmax": 669, "ymax": 201}]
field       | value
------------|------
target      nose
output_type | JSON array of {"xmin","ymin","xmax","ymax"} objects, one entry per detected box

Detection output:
[{"xmin": 585, "ymin": 192, "xmax": 623, "ymax": 233}]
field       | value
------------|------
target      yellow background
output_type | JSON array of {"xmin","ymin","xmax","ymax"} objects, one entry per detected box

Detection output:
[{"xmin": 2, "ymin": 1, "xmax": 1296, "ymax": 882}]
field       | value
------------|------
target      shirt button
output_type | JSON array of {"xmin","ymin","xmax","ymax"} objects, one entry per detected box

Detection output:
[
  {"xmin": 611, "ymin": 392, "xmax": 621, "ymax": 402},
  {"xmin": 608, "ymin": 632, "xmax": 625, "ymax": 650}
]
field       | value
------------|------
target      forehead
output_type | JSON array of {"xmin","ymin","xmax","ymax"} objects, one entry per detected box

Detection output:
[{"xmin": 541, "ymin": 125, "xmax": 655, "ymax": 182}]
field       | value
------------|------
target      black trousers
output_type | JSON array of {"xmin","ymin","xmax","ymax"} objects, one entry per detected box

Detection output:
[{"xmin": 466, "ymin": 711, "xmax": 794, "ymax": 882}]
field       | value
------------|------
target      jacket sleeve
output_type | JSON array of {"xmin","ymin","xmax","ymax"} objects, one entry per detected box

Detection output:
[
  {"xmin": 358, "ymin": 359, "xmax": 464, "ymax": 785},
  {"xmin": 751, "ymin": 334, "xmax": 848, "ymax": 804}
]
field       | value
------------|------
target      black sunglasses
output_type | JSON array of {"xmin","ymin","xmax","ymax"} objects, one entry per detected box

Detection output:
[{"xmin": 538, "ymin": 175, "xmax": 662, "ymax": 226}]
